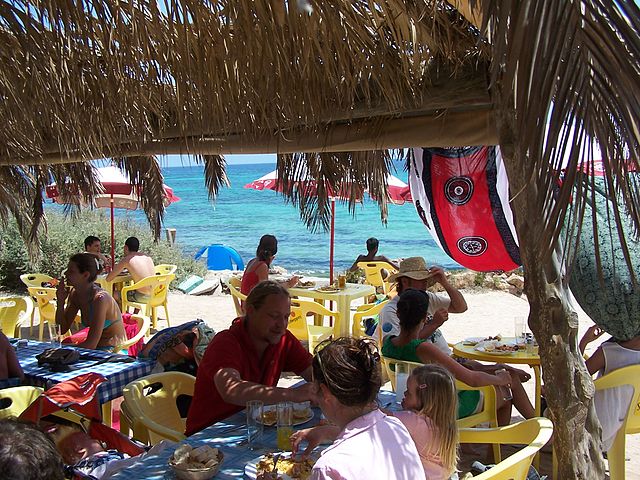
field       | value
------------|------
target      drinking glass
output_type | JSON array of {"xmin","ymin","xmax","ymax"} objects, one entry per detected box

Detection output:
[
  {"xmin": 49, "ymin": 322, "xmax": 62, "ymax": 348},
  {"xmin": 246, "ymin": 400, "xmax": 264, "ymax": 450},
  {"xmin": 395, "ymin": 363, "xmax": 409, "ymax": 403},
  {"xmin": 276, "ymin": 401, "xmax": 293, "ymax": 451},
  {"xmin": 338, "ymin": 274, "xmax": 347, "ymax": 289},
  {"xmin": 514, "ymin": 316, "xmax": 526, "ymax": 343}
]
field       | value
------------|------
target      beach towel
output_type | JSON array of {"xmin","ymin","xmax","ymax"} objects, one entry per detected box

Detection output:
[
  {"xmin": 409, "ymin": 147, "xmax": 521, "ymax": 272},
  {"xmin": 62, "ymin": 313, "xmax": 145, "ymax": 356}
]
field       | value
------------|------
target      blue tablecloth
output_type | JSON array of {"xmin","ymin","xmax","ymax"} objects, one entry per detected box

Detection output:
[
  {"xmin": 14, "ymin": 340, "xmax": 156, "ymax": 404},
  {"xmin": 109, "ymin": 390, "xmax": 397, "ymax": 479}
]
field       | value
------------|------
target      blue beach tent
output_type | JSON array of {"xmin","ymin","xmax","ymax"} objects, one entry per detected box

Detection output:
[{"xmin": 194, "ymin": 244, "xmax": 244, "ymax": 271}]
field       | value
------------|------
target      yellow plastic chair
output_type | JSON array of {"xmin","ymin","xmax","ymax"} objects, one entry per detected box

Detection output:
[
  {"xmin": 289, "ymin": 299, "xmax": 340, "ymax": 351},
  {"xmin": 155, "ymin": 264, "xmax": 177, "ymax": 275},
  {"xmin": 20, "ymin": 273, "xmax": 55, "ymax": 334},
  {"xmin": 594, "ymin": 364, "xmax": 640, "ymax": 480},
  {"xmin": 352, "ymin": 300, "xmax": 388, "ymax": 338},
  {"xmin": 459, "ymin": 418, "xmax": 554, "ymax": 480},
  {"xmin": 27, "ymin": 286, "xmax": 57, "ymax": 341},
  {"xmin": 122, "ymin": 372, "xmax": 195, "ymax": 444},
  {"xmin": 110, "ymin": 314, "xmax": 151, "ymax": 354},
  {"xmin": 356, "ymin": 261, "xmax": 398, "ymax": 295},
  {"xmin": 226, "ymin": 276, "xmax": 246, "ymax": 317},
  {"xmin": 0, "ymin": 296, "xmax": 33, "ymax": 338},
  {"xmin": 121, "ymin": 273, "xmax": 175, "ymax": 330},
  {"xmin": 0, "ymin": 386, "xmax": 44, "ymax": 420}
]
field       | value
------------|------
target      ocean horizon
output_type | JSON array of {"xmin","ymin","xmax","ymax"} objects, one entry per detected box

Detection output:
[{"xmin": 49, "ymin": 162, "xmax": 461, "ymax": 277}]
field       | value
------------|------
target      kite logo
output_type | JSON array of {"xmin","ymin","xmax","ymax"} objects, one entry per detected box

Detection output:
[
  {"xmin": 444, "ymin": 176, "xmax": 474, "ymax": 205},
  {"xmin": 457, "ymin": 236, "xmax": 488, "ymax": 256}
]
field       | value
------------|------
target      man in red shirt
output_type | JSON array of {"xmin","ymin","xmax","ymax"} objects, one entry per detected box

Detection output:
[{"xmin": 186, "ymin": 281, "xmax": 317, "ymax": 435}]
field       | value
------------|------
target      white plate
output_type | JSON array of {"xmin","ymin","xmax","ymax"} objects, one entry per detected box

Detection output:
[
  {"xmin": 462, "ymin": 337, "xmax": 484, "ymax": 346},
  {"xmin": 257, "ymin": 407, "xmax": 314, "ymax": 427},
  {"xmin": 244, "ymin": 453, "xmax": 315, "ymax": 480}
]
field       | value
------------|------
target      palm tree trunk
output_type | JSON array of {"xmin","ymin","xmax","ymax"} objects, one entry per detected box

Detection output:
[{"xmin": 497, "ymin": 126, "xmax": 606, "ymax": 478}]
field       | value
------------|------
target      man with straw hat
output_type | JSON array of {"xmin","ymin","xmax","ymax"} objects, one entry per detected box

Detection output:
[{"xmin": 373, "ymin": 257, "xmax": 467, "ymax": 354}]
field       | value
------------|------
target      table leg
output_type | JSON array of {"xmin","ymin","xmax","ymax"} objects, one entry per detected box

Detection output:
[
  {"xmin": 102, "ymin": 400, "xmax": 112, "ymax": 427},
  {"xmin": 338, "ymin": 298, "xmax": 351, "ymax": 337}
]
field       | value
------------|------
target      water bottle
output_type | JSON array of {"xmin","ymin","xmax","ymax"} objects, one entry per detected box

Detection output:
[{"xmin": 395, "ymin": 364, "xmax": 409, "ymax": 403}]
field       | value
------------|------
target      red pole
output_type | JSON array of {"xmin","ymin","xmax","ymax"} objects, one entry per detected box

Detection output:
[
  {"xmin": 329, "ymin": 198, "xmax": 335, "ymax": 284},
  {"xmin": 110, "ymin": 195, "xmax": 115, "ymax": 268}
]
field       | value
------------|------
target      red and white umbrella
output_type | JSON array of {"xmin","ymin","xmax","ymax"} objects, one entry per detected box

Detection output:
[
  {"xmin": 46, "ymin": 166, "xmax": 180, "ymax": 266},
  {"xmin": 245, "ymin": 169, "xmax": 410, "ymax": 282}
]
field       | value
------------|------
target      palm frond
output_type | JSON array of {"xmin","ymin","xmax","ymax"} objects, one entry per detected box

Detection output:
[
  {"xmin": 195, "ymin": 154, "xmax": 230, "ymax": 201},
  {"xmin": 481, "ymin": 0, "xmax": 640, "ymax": 282}
]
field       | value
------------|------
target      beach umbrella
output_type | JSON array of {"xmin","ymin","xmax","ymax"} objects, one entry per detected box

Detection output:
[
  {"xmin": 245, "ymin": 169, "xmax": 409, "ymax": 282},
  {"xmin": 45, "ymin": 166, "xmax": 180, "ymax": 267}
]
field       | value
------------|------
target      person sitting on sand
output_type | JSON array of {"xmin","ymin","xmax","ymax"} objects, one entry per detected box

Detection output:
[
  {"xmin": 186, "ymin": 281, "xmax": 317, "ymax": 435},
  {"xmin": 382, "ymin": 289, "xmax": 535, "ymax": 425},
  {"xmin": 241, "ymin": 234, "xmax": 298, "ymax": 296},
  {"xmin": 0, "ymin": 332, "xmax": 24, "ymax": 388},
  {"xmin": 580, "ymin": 325, "xmax": 640, "ymax": 451},
  {"xmin": 0, "ymin": 418, "xmax": 65, "ymax": 480},
  {"xmin": 349, "ymin": 237, "xmax": 399, "ymax": 272},
  {"xmin": 56, "ymin": 253, "xmax": 126, "ymax": 351},
  {"xmin": 83, "ymin": 235, "xmax": 111, "ymax": 273},
  {"xmin": 290, "ymin": 337, "xmax": 425, "ymax": 480},
  {"xmin": 106, "ymin": 237, "xmax": 155, "ymax": 302}
]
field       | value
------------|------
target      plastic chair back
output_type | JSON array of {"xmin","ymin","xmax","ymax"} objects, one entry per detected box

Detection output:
[
  {"xmin": 352, "ymin": 300, "xmax": 388, "ymax": 338},
  {"xmin": 459, "ymin": 418, "xmax": 553, "ymax": 480},
  {"xmin": 122, "ymin": 372, "xmax": 195, "ymax": 444},
  {"xmin": 356, "ymin": 261, "xmax": 397, "ymax": 294},
  {"xmin": 289, "ymin": 299, "xmax": 340, "ymax": 347},
  {"xmin": 594, "ymin": 364, "xmax": 640, "ymax": 480},
  {"xmin": 456, "ymin": 379, "xmax": 501, "ymax": 462},
  {"xmin": 121, "ymin": 274, "xmax": 175, "ymax": 329},
  {"xmin": 155, "ymin": 264, "xmax": 177, "ymax": 275},
  {"xmin": 111, "ymin": 314, "xmax": 151, "ymax": 353},
  {"xmin": 226, "ymin": 276, "xmax": 246, "ymax": 317},
  {"xmin": 0, "ymin": 296, "xmax": 33, "ymax": 338},
  {"xmin": 380, "ymin": 356, "xmax": 424, "ymax": 391},
  {"xmin": 27, "ymin": 286, "xmax": 57, "ymax": 341},
  {"xmin": 20, "ymin": 273, "xmax": 55, "ymax": 288},
  {"xmin": 0, "ymin": 386, "xmax": 44, "ymax": 420}
]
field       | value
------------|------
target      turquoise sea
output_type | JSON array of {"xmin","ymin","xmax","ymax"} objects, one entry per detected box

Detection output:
[{"xmin": 71, "ymin": 162, "xmax": 460, "ymax": 277}]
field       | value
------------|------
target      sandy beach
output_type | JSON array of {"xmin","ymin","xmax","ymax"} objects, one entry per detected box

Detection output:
[{"xmin": 21, "ymin": 285, "xmax": 639, "ymax": 478}]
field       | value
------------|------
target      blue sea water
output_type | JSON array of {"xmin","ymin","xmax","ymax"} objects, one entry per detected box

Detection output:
[{"xmin": 66, "ymin": 162, "xmax": 460, "ymax": 277}]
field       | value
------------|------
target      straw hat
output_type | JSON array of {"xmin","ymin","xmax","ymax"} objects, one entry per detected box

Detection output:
[{"xmin": 388, "ymin": 257, "xmax": 436, "ymax": 283}]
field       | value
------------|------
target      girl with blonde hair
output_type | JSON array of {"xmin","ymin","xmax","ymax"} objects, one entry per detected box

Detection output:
[{"xmin": 395, "ymin": 364, "xmax": 459, "ymax": 479}]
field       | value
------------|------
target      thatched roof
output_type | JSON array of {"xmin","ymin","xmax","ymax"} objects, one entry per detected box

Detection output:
[{"xmin": 0, "ymin": 0, "xmax": 639, "ymax": 267}]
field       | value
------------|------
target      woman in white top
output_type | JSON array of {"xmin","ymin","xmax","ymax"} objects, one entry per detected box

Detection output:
[
  {"xmin": 291, "ymin": 337, "xmax": 425, "ymax": 480},
  {"xmin": 580, "ymin": 326, "xmax": 640, "ymax": 450}
]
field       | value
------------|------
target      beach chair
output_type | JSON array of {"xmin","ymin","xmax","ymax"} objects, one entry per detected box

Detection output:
[
  {"xmin": 289, "ymin": 299, "xmax": 340, "ymax": 352},
  {"xmin": 0, "ymin": 386, "xmax": 43, "ymax": 420},
  {"xmin": 121, "ymin": 273, "xmax": 175, "ymax": 330},
  {"xmin": 356, "ymin": 261, "xmax": 398, "ymax": 295},
  {"xmin": 155, "ymin": 264, "xmax": 177, "ymax": 275},
  {"xmin": 226, "ymin": 276, "xmax": 246, "ymax": 317},
  {"xmin": 20, "ymin": 273, "xmax": 55, "ymax": 335},
  {"xmin": 122, "ymin": 372, "xmax": 195, "ymax": 444},
  {"xmin": 0, "ymin": 296, "xmax": 33, "ymax": 338},
  {"xmin": 27, "ymin": 286, "xmax": 57, "ymax": 341},
  {"xmin": 594, "ymin": 364, "xmax": 640, "ymax": 480},
  {"xmin": 352, "ymin": 299, "xmax": 388, "ymax": 338},
  {"xmin": 459, "ymin": 418, "xmax": 553, "ymax": 480}
]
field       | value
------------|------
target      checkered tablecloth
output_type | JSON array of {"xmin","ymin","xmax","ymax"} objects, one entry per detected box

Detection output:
[
  {"xmin": 109, "ymin": 390, "xmax": 397, "ymax": 479},
  {"xmin": 15, "ymin": 340, "xmax": 156, "ymax": 404}
]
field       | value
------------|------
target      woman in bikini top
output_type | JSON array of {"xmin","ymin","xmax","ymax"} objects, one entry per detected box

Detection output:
[{"xmin": 55, "ymin": 253, "xmax": 126, "ymax": 350}]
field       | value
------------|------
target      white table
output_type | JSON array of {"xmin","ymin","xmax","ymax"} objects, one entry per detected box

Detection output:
[{"xmin": 288, "ymin": 282, "xmax": 376, "ymax": 337}]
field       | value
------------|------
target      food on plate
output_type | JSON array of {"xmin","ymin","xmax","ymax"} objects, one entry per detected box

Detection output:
[
  {"xmin": 256, "ymin": 453, "xmax": 314, "ymax": 480},
  {"xmin": 316, "ymin": 286, "xmax": 340, "ymax": 292},
  {"xmin": 169, "ymin": 443, "xmax": 222, "ymax": 471},
  {"xmin": 293, "ymin": 408, "xmax": 312, "ymax": 421},
  {"xmin": 297, "ymin": 280, "xmax": 315, "ymax": 288},
  {"xmin": 483, "ymin": 335, "xmax": 502, "ymax": 342},
  {"xmin": 481, "ymin": 342, "xmax": 521, "ymax": 352}
]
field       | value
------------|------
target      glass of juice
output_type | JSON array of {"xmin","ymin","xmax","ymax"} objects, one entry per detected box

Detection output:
[{"xmin": 277, "ymin": 401, "xmax": 293, "ymax": 450}]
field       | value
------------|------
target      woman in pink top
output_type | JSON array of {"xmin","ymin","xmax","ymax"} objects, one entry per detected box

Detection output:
[
  {"xmin": 241, "ymin": 235, "xmax": 298, "ymax": 295},
  {"xmin": 291, "ymin": 337, "xmax": 425, "ymax": 480}
]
